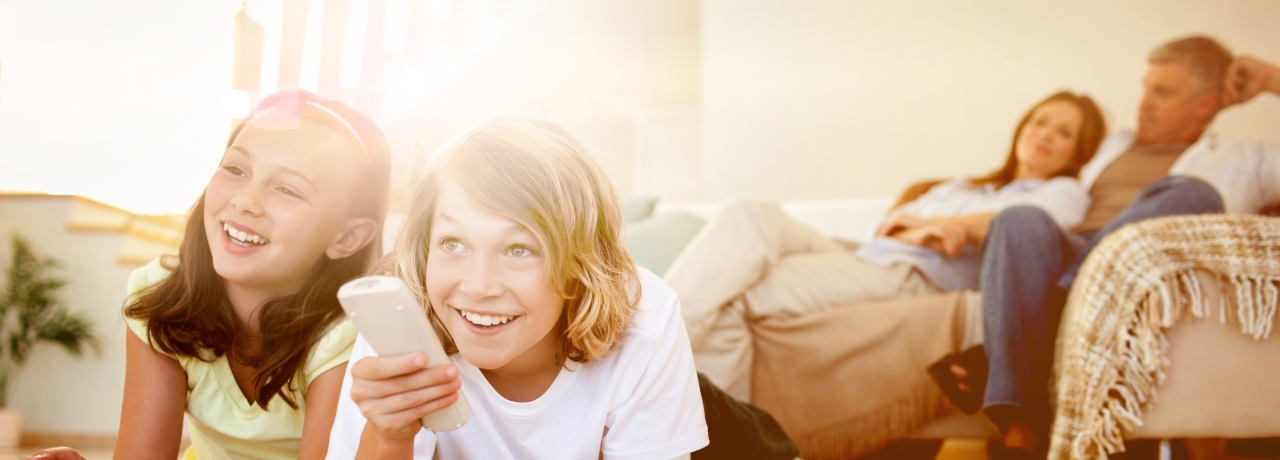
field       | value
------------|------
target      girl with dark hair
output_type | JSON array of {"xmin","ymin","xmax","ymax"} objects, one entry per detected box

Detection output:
[{"xmin": 27, "ymin": 90, "xmax": 391, "ymax": 460}]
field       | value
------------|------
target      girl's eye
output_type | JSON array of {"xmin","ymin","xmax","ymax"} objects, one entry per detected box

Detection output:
[
  {"xmin": 507, "ymin": 245, "xmax": 537, "ymax": 257},
  {"xmin": 442, "ymin": 238, "xmax": 465, "ymax": 252},
  {"xmin": 223, "ymin": 165, "xmax": 246, "ymax": 177}
]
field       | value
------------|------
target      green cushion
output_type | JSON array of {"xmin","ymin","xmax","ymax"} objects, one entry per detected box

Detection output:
[
  {"xmin": 622, "ymin": 196, "xmax": 659, "ymax": 223},
  {"xmin": 623, "ymin": 211, "xmax": 706, "ymax": 277}
]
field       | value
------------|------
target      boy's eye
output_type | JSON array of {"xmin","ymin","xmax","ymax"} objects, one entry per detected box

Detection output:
[
  {"xmin": 275, "ymin": 186, "xmax": 302, "ymax": 198},
  {"xmin": 441, "ymin": 238, "xmax": 465, "ymax": 252},
  {"xmin": 507, "ymin": 245, "xmax": 537, "ymax": 257}
]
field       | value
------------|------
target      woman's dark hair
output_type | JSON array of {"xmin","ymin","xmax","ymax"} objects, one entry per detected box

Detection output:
[
  {"xmin": 971, "ymin": 91, "xmax": 1107, "ymax": 188},
  {"xmin": 124, "ymin": 89, "xmax": 390, "ymax": 410}
]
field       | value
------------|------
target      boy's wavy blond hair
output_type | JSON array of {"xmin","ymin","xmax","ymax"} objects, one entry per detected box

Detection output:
[{"xmin": 387, "ymin": 118, "xmax": 640, "ymax": 364}]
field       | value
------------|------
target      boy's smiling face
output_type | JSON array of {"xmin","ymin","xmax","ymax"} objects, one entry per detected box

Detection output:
[{"xmin": 425, "ymin": 182, "xmax": 566, "ymax": 372}]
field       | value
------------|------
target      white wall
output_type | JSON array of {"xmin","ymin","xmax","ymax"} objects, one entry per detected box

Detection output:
[
  {"xmin": 0, "ymin": 1, "xmax": 234, "ymax": 214},
  {"xmin": 0, "ymin": 197, "xmax": 173, "ymax": 435},
  {"xmin": 342, "ymin": 0, "xmax": 703, "ymax": 209},
  {"xmin": 700, "ymin": 0, "xmax": 1280, "ymax": 202},
  {"xmin": 0, "ymin": 0, "xmax": 705, "ymax": 212}
]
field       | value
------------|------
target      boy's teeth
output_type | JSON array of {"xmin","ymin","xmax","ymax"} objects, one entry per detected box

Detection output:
[{"xmin": 461, "ymin": 310, "xmax": 514, "ymax": 327}]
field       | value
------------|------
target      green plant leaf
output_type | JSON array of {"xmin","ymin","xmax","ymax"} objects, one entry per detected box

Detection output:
[
  {"xmin": 35, "ymin": 310, "xmax": 100, "ymax": 358},
  {"xmin": 0, "ymin": 233, "xmax": 101, "ymax": 402}
]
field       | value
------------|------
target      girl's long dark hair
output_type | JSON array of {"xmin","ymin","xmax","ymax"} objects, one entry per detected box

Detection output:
[{"xmin": 124, "ymin": 90, "xmax": 390, "ymax": 410}]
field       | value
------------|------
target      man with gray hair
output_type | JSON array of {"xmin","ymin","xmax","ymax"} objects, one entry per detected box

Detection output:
[{"xmin": 937, "ymin": 35, "xmax": 1280, "ymax": 457}]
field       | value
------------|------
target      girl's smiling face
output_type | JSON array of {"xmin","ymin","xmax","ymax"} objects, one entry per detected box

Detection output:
[
  {"xmin": 425, "ymin": 182, "xmax": 565, "ymax": 371},
  {"xmin": 204, "ymin": 108, "xmax": 373, "ymax": 295}
]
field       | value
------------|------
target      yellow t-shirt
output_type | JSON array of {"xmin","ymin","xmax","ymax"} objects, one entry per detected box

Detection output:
[{"xmin": 124, "ymin": 258, "xmax": 356, "ymax": 460}]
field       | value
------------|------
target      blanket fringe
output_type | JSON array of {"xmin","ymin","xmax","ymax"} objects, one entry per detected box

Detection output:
[{"xmin": 1055, "ymin": 268, "xmax": 1280, "ymax": 460}]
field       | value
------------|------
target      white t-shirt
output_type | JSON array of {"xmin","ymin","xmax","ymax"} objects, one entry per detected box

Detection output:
[{"xmin": 326, "ymin": 267, "xmax": 710, "ymax": 460}]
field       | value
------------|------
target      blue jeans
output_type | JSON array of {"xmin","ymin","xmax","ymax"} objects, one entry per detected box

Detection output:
[{"xmin": 978, "ymin": 176, "xmax": 1224, "ymax": 431}]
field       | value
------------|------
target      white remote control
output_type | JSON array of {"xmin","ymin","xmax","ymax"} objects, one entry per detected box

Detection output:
[{"xmin": 337, "ymin": 276, "xmax": 471, "ymax": 431}]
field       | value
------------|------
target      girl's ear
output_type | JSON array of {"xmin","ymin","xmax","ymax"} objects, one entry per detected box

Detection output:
[{"xmin": 326, "ymin": 217, "xmax": 380, "ymax": 260}]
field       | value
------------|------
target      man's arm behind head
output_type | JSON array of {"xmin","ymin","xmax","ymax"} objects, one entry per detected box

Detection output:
[{"xmin": 1222, "ymin": 56, "xmax": 1280, "ymax": 107}]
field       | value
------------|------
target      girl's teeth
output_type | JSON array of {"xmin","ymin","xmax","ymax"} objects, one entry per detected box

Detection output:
[{"xmin": 223, "ymin": 223, "xmax": 267, "ymax": 245}]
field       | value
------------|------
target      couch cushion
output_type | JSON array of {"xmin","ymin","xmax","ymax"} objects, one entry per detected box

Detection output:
[
  {"xmin": 623, "ymin": 211, "xmax": 706, "ymax": 277},
  {"xmin": 623, "ymin": 195, "xmax": 659, "ymax": 223},
  {"xmin": 656, "ymin": 198, "xmax": 893, "ymax": 244}
]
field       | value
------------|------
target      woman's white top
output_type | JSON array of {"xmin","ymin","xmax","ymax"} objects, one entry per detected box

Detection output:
[
  {"xmin": 326, "ymin": 267, "xmax": 710, "ymax": 460},
  {"xmin": 889, "ymin": 176, "xmax": 1088, "ymax": 229},
  {"xmin": 855, "ymin": 176, "xmax": 1089, "ymax": 290}
]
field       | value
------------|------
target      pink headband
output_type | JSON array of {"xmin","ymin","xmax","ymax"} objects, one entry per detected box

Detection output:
[{"xmin": 304, "ymin": 101, "xmax": 366, "ymax": 151}]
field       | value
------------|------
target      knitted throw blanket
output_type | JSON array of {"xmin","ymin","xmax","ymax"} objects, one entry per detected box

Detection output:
[{"xmin": 1050, "ymin": 215, "xmax": 1280, "ymax": 460}]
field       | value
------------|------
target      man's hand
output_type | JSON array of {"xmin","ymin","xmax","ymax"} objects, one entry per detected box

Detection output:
[{"xmin": 1223, "ymin": 56, "xmax": 1280, "ymax": 107}]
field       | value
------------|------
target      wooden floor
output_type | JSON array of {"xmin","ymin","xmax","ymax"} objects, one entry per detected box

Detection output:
[
  {"xmin": 7, "ymin": 439, "xmax": 1276, "ymax": 459},
  {"xmin": 0, "ymin": 441, "xmax": 998, "ymax": 460},
  {"xmin": 936, "ymin": 439, "xmax": 991, "ymax": 460},
  {"xmin": 858, "ymin": 439, "xmax": 990, "ymax": 460},
  {"xmin": 0, "ymin": 445, "xmax": 986, "ymax": 460},
  {"xmin": 1, "ymin": 443, "xmax": 987, "ymax": 460}
]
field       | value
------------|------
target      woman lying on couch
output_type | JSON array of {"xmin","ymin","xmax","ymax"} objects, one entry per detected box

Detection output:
[{"xmin": 665, "ymin": 90, "xmax": 1108, "ymax": 400}]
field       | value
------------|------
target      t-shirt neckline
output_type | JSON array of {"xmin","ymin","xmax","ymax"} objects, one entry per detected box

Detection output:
[
  {"xmin": 453, "ymin": 356, "xmax": 580, "ymax": 418},
  {"xmin": 212, "ymin": 355, "xmax": 267, "ymax": 417}
]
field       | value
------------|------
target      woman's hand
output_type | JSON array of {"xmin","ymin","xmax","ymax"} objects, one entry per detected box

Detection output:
[
  {"xmin": 876, "ymin": 213, "xmax": 930, "ymax": 238},
  {"xmin": 891, "ymin": 221, "xmax": 967, "ymax": 257},
  {"xmin": 350, "ymin": 353, "xmax": 462, "ymax": 443}
]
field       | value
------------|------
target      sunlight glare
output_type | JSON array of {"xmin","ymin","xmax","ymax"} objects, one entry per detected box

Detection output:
[
  {"xmin": 249, "ymin": 0, "xmax": 283, "ymax": 96},
  {"xmin": 383, "ymin": 0, "xmax": 408, "ymax": 55},
  {"xmin": 297, "ymin": 0, "xmax": 325, "ymax": 93},
  {"xmin": 227, "ymin": 89, "xmax": 251, "ymax": 120},
  {"xmin": 339, "ymin": 0, "xmax": 367, "ymax": 89}
]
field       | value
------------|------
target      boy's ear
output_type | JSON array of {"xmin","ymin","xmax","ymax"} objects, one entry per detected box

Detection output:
[{"xmin": 326, "ymin": 217, "xmax": 380, "ymax": 260}]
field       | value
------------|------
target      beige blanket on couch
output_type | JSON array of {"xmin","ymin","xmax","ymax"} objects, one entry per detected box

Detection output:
[
  {"xmin": 1050, "ymin": 215, "xmax": 1280, "ymax": 460},
  {"xmin": 749, "ymin": 291, "xmax": 981, "ymax": 459}
]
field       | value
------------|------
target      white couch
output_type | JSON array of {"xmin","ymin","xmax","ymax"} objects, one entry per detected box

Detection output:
[
  {"xmin": 657, "ymin": 199, "xmax": 1002, "ymax": 439},
  {"xmin": 656, "ymin": 197, "xmax": 895, "ymax": 245},
  {"xmin": 655, "ymin": 199, "xmax": 1280, "ymax": 453}
]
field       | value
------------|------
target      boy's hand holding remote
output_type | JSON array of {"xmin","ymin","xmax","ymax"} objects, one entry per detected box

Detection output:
[{"xmin": 349, "ymin": 352, "xmax": 462, "ymax": 443}]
